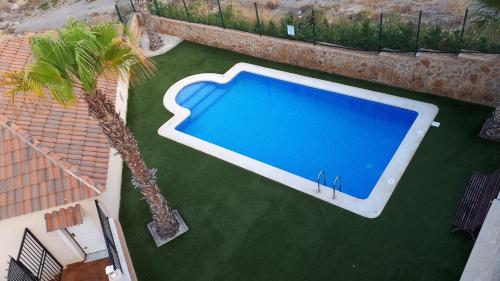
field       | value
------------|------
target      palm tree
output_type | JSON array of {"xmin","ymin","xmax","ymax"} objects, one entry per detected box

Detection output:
[
  {"xmin": 0, "ymin": 20, "xmax": 180, "ymax": 240},
  {"xmin": 136, "ymin": 0, "xmax": 164, "ymax": 51}
]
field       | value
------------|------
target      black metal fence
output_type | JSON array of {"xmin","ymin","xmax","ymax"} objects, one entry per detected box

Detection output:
[
  {"xmin": 116, "ymin": 0, "xmax": 500, "ymax": 54},
  {"xmin": 15, "ymin": 229, "xmax": 63, "ymax": 281},
  {"xmin": 7, "ymin": 258, "xmax": 37, "ymax": 281},
  {"xmin": 95, "ymin": 200, "xmax": 122, "ymax": 273},
  {"xmin": 115, "ymin": 0, "xmax": 135, "ymax": 24}
]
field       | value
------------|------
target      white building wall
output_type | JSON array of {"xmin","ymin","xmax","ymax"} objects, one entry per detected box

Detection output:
[
  {"xmin": 99, "ymin": 75, "xmax": 129, "ymax": 219},
  {"xmin": 0, "ymin": 199, "xmax": 107, "ymax": 275},
  {"xmin": 100, "ymin": 148, "xmax": 124, "ymax": 219}
]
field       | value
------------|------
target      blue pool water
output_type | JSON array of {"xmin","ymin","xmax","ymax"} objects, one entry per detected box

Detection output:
[{"xmin": 175, "ymin": 72, "xmax": 418, "ymax": 199}]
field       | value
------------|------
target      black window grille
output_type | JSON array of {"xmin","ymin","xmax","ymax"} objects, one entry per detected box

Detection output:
[{"xmin": 10, "ymin": 229, "xmax": 63, "ymax": 281}]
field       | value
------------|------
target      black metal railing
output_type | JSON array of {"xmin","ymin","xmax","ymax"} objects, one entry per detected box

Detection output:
[
  {"xmin": 116, "ymin": 0, "xmax": 499, "ymax": 54},
  {"xmin": 95, "ymin": 200, "xmax": 122, "ymax": 272},
  {"xmin": 15, "ymin": 229, "xmax": 63, "ymax": 281},
  {"xmin": 6, "ymin": 258, "xmax": 37, "ymax": 281}
]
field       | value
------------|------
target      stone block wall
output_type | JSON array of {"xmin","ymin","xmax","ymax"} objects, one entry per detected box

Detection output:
[
  {"xmin": 149, "ymin": 16, "xmax": 499, "ymax": 106},
  {"xmin": 127, "ymin": 14, "xmax": 142, "ymax": 47}
]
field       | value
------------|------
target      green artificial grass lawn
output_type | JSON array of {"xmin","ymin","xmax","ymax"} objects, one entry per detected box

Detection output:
[{"xmin": 120, "ymin": 41, "xmax": 500, "ymax": 281}]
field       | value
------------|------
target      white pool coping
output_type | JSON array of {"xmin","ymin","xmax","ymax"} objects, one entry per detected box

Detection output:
[{"xmin": 158, "ymin": 63, "xmax": 439, "ymax": 218}]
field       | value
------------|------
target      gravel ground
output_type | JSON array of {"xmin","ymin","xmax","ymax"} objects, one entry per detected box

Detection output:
[
  {"xmin": 0, "ymin": 0, "xmax": 116, "ymax": 34},
  {"xmin": 0, "ymin": 0, "xmax": 472, "ymax": 35},
  {"xmin": 13, "ymin": 0, "xmax": 115, "ymax": 33},
  {"xmin": 275, "ymin": 0, "xmax": 470, "ymax": 15}
]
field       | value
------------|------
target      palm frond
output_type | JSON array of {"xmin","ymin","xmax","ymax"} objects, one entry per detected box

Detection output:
[
  {"xmin": 0, "ymin": 60, "xmax": 76, "ymax": 107},
  {"xmin": 0, "ymin": 19, "xmax": 157, "ymax": 107},
  {"xmin": 29, "ymin": 60, "xmax": 76, "ymax": 106},
  {"xmin": 92, "ymin": 21, "xmax": 119, "ymax": 47},
  {"xmin": 101, "ymin": 37, "xmax": 155, "ymax": 82},
  {"xmin": 31, "ymin": 34, "xmax": 74, "ymax": 68},
  {"xmin": 0, "ymin": 71, "xmax": 45, "ymax": 102},
  {"xmin": 74, "ymin": 39, "xmax": 100, "ymax": 92}
]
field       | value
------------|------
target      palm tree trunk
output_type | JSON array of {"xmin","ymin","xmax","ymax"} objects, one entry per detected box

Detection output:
[
  {"xmin": 484, "ymin": 106, "xmax": 500, "ymax": 139},
  {"xmin": 136, "ymin": 0, "xmax": 164, "ymax": 51},
  {"xmin": 84, "ymin": 89, "xmax": 179, "ymax": 239}
]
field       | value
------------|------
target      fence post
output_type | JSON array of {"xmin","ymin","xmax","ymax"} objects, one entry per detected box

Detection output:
[
  {"xmin": 311, "ymin": 7, "xmax": 317, "ymax": 44},
  {"xmin": 182, "ymin": 0, "xmax": 190, "ymax": 21},
  {"xmin": 378, "ymin": 12, "xmax": 383, "ymax": 51},
  {"xmin": 115, "ymin": 4, "xmax": 124, "ymax": 23},
  {"xmin": 153, "ymin": 0, "xmax": 160, "ymax": 16},
  {"xmin": 458, "ymin": 8, "xmax": 469, "ymax": 55},
  {"xmin": 415, "ymin": 10, "xmax": 422, "ymax": 53},
  {"xmin": 254, "ymin": 2, "xmax": 262, "ymax": 35},
  {"xmin": 216, "ymin": 0, "xmax": 225, "ymax": 28},
  {"xmin": 129, "ymin": 0, "xmax": 136, "ymax": 12}
]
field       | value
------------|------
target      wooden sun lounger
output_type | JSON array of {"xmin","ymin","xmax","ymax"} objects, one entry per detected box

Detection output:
[{"xmin": 451, "ymin": 170, "xmax": 500, "ymax": 240}]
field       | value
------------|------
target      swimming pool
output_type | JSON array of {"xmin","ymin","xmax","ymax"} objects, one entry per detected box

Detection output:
[{"xmin": 159, "ymin": 63, "xmax": 438, "ymax": 218}]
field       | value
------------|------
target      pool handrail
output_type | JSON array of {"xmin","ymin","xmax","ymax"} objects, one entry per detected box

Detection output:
[
  {"xmin": 317, "ymin": 170, "xmax": 327, "ymax": 193},
  {"xmin": 333, "ymin": 176, "xmax": 342, "ymax": 199}
]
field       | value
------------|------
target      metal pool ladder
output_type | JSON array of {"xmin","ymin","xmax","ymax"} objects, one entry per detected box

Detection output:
[
  {"xmin": 316, "ymin": 170, "xmax": 326, "ymax": 193},
  {"xmin": 332, "ymin": 176, "xmax": 342, "ymax": 199}
]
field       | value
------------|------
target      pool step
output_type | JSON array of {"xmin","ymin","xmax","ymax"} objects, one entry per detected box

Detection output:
[
  {"xmin": 176, "ymin": 83, "xmax": 228, "ymax": 122},
  {"xmin": 177, "ymin": 84, "xmax": 217, "ymax": 109},
  {"xmin": 175, "ymin": 83, "xmax": 205, "ymax": 105},
  {"xmin": 189, "ymin": 88, "xmax": 226, "ymax": 121}
]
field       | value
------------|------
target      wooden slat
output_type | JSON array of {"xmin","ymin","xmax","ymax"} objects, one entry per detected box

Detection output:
[{"xmin": 452, "ymin": 170, "xmax": 500, "ymax": 238}]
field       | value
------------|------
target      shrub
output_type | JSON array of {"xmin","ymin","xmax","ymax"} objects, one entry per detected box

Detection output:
[
  {"xmin": 158, "ymin": 2, "xmax": 189, "ymax": 21},
  {"xmin": 263, "ymin": 20, "xmax": 281, "ymax": 37},
  {"xmin": 419, "ymin": 26, "xmax": 460, "ymax": 52},
  {"xmin": 39, "ymin": 2, "xmax": 50, "ymax": 11},
  {"xmin": 156, "ymin": 3, "xmax": 500, "ymax": 53},
  {"xmin": 222, "ymin": 5, "xmax": 259, "ymax": 33},
  {"xmin": 314, "ymin": 10, "xmax": 379, "ymax": 50}
]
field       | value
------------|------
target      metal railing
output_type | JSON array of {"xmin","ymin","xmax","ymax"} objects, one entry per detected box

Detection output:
[
  {"xmin": 95, "ymin": 200, "xmax": 122, "ymax": 272},
  {"xmin": 6, "ymin": 258, "xmax": 37, "ymax": 281},
  {"xmin": 332, "ymin": 176, "xmax": 342, "ymax": 199},
  {"xmin": 316, "ymin": 170, "xmax": 326, "ymax": 193},
  {"xmin": 316, "ymin": 170, "xmax": 342, "ymax": 199},
  {"xmin": 16, "ymin": 229, "xmax": 63, "ymax": 281},
  {"xmin": 116, "ymin": 0, "xmax": 499, "ymax": 54}
]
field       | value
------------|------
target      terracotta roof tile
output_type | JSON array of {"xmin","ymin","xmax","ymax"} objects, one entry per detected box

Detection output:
[
  {"xmin": 0, "ymin": 117, "xmax": 104, "ymax": 220},
  {"xmin": 45, "ymin": 204, "xmax": 83, "ymax": 232},
  {"xmin": 0, "ymin": 34, "xmax": 117, "ymax": 220}
]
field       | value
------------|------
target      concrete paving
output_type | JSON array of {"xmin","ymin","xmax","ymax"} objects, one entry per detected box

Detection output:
[
  {"xmin": 460, "ymin": 200, "xmax": 500, "ymax": 281},
  {"xmin": 140, "ymin": 33, "xmax": 182, "ymax": 58}
]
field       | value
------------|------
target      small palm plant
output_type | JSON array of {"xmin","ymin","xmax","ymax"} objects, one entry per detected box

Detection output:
[
  {"xmin": 0, "ymin": 20, "xmax": 180, "ymax": 240},
  {"xmin": 135, "ymin": 0, "xmax": 164, "ymax": 51}
]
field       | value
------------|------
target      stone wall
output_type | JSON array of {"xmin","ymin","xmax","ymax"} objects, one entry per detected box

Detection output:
[
  {"xmin": 127, "ymin": 13, "xmax": 142, "ymax": 47},
  {"xmin": 150, "ymin": 16, "xmax": 499, "ymax": 106}
]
